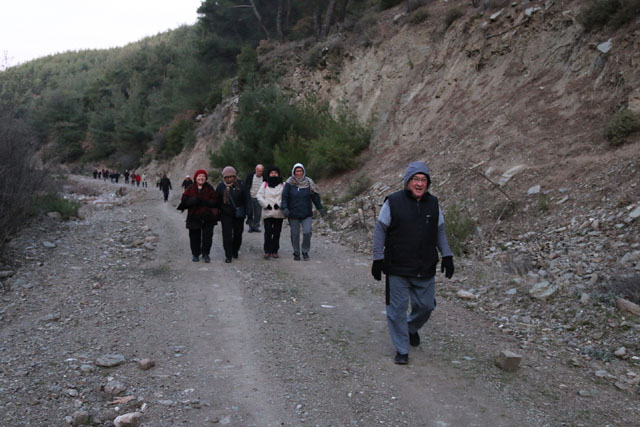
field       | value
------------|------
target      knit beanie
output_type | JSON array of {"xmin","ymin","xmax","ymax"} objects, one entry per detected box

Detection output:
[
  {"xmin": 193, "ymin": 169, "xmax": 207, "ymax": 180},
  {"xmin": 222, "ymin": 166, "xmax": 237, "ymax": 177}
]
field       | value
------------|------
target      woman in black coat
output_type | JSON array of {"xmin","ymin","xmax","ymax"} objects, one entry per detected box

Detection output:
[
  {"xmin": 178, "ymin": 169, "xmax": 219, "ymax": 263},
  {"xmin": 216, "ymin": 166, "xmax": 248, "ymax": 263}
]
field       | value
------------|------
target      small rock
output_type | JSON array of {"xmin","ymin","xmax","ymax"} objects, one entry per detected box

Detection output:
[
  {"xmin": 70, "ymin": 410, "xmax": 89, "ymax": 426},
  {"xmin": 114, "ymin": 412, "xmax": 142, "ymax": 427},
  {"xmin": 96, "ymin": 354, "xmax": 126, "ymax": 367},
  {"xmin": 456, "ymin": 290, "xmax": 478, "ymax": 300},
  {"xmin": 527, "ymin": 185, "xmax": 541, "ymax": 195},
  {"xmin": 42, "ymin": 241, "xmax": 57, "ymax": 248},
  {"xmin": 0, "ymin": 270, "xmax": 15, "ymax": 279},
  {"xmin": 47, "ymin": 211, "xmax": 63, "ymax": 220},
  {"xmin": 616, "ymin": 298, "xmax": 640, "ymax": 317},
  {"xmin": 104, "ymin": 380, "xmax": 127, "ymax": 395},
  {"xmin": 614, "ymin": 347, "xmax": 627, "ymax": 358},
  {"xmin": 597, "ymin": 39, "xmax": 612, "ymax": 54},
  {"xmin": 495, "ymin": 350, "xmax": 522, "ymax": 371},
  {"xmin": 529, "ymin": 281, "xmax": 558, "ymax": 299},
  {"xmin": 579, "ymin": 293, "xmax": 591, "ymax": 305},
  {"xmin": 137, "ymin": 358, "xmax": 156, "ymax": 370}
]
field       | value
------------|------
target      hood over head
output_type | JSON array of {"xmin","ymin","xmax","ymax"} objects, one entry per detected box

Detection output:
[
  {"xmin": 403, "ymin": 161, "xmax": 431, "ymax": 189},
  {"xmin": 291, "ymin": 163, "xmax": 305, "ymax": 178}
]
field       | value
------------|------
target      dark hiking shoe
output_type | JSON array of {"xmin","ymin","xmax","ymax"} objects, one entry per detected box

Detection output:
[
  {"xmin": 232, "ymin": 251, "xmax": 239, "ymax": 259},
  {"xmin": 225, "ymin": 258, "xmax": 232, "ymax": 263},
  {"xmin": 271, "ymin": 253, "xmax": 279, "ymax": 258},
  {"xmin": 394, "ymin": 353, "xmax": 408, "ymax": 365},
  {"xmin": 192, "ymin": 256, "xmax": 199, "ymax": 262},
  {"xmin": 293, "ymin": 253, "xmax": 301, "ymax": 261},
  {"xmin": 203, "ymin": 255, "xmax": 210, "ymax": 263},
  {"xmin": 302, "ymin": 252, "xmax": 309, "ymax": 261},
  {"xmin": 409, "ymin": 332, "xmax": 420, "ymax": 347},
  {"xmin": 264, "ymin": 253, "xmax": 271, "ymax": 259}
]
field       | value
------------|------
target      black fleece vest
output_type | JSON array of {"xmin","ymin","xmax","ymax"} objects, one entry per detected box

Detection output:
[{"xmin": 383, "ymin": 190, "xmax": 440, "ymax": 278}]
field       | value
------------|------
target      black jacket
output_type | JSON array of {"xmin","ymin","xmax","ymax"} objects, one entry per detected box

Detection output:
[
  {"xmin": 383, "ymin": 190, "xmax": 440, "ymax": 278},
  {"xmin": 215, "ymin": 180, "xmax": 248, "ymax": 217}
]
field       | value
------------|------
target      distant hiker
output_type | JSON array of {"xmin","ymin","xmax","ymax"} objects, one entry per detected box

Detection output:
[
  {"xmin": 113, "ymin": 172, "xmax": 120, "ymax": 183},
  {"xmin": 141, "ymin": 173, "xmax": 147, "ymax": 188},
  {"xmin": 257, "ymin": 166, "xmax": 285, "ymax": 259},
  {"xmin": 159, "ymin": 174, "xmax": 172, "ymax": 202},
  {"xmin": 281, "ymin": 163, "xmax": 324, "ymax": 261},
  {"xmin": 182, "ymin": 175, "xmax": 193, "ymax": 189},
  {"xmin": 98, "ymin": 170, "xmax": 102, "ymax": 179},
  {"xmin": 93, "ymin": 169, "xmax": 98, "ymax": 179},
  {"xmin": 371, "ymin": 161, "xmax": 455, "ymax": 365},
  {"xmin": 177, "ymin": 169, "xmax": 219, "ymax": 263},
  {"xmin": 135, "ymin": 173, "xmax": 141, "ymax": 187},
  {"xmin": 130, "ymin": 172, "xmax": 137, "ymax": 186},
  {"xmin": 124, "ymin": 170, "xmax": 130, "ymax": 184},
  {"xmin": 216, "ymin": 166, "xmax": 247, "ymax": 263},
  {"xmin": 245, "ymin": 164, "xmax": 265, "ymax": 233}
]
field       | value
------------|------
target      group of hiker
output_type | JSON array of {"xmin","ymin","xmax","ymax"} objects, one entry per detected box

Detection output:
[
  {"xmin": 94, "ymin": 160, "xmax": 456, "ymax": 366},
  {"xmin": 177, "ymin": 163, "xmax": 324, "ymax": 264},
  {"xmin": 92, "ymin": 169, "xmax": 148, "ymax": 187}
]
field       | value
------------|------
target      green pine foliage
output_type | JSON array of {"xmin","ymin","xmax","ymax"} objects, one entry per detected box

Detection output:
[
  {"xmin": 210, "ymin": 86, "xmax": 371, "ymax": 178},
  {"xmin": 578, "ymin": 0, "xmax": 640, "ymax": 31},
  {"xmin": 0, "ymin": 0, "xmax": 379, "ymax": 173},
  {"xmin": 444, "ymin": 204, "xmax": 475, "ymax": 257},
  {"xmin": 605, "ymin": 109, "xmax": 640, "ymax": 146}
]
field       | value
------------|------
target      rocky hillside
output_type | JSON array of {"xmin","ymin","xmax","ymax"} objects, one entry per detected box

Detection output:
[{"xmin": 149, "ymin": 0, "xmax": 640, "ymax": 396}]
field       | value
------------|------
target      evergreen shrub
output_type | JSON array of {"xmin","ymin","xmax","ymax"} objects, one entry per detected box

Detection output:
[
  {"xmin": 31, "ymin": 193, "xmax": 80, "ymax": 220},
  {"xmin": 444, "ymin": 204, "xmax": 475, "ymax": 257},
  {"xmin": 605, "ymin": 109, "xmax": 640, "ymax": 146},
  {"xmin": 578, "ymin": 0, "xmax": 640, "ymax": 31},
  {"xmin": 211, "ymin": 86, "xmax": 371, "ymax": 179}
]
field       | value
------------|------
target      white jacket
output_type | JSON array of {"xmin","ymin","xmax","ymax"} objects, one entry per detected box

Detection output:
[{"xmin": 257, "ymin": 182, "xmax": 285, "ymax": 219}]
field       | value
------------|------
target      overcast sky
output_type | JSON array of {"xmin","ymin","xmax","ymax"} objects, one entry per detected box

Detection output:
[{"xmin": 1, "ymin": 0, "xmax": 204, "ymax": 67}]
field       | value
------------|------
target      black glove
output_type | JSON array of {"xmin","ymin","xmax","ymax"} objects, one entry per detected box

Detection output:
[
  {"xmin": 273, "ymin": 204, "xmax": 279, "ymax": 210},
  {"xmin": 371, "ymin": 260, "xmax": 384, "ymax": 281},
  {"xmin": 283, "ymin": 208, "xmax": 290, "ymax": 217},
  {"xmin": 319, "ymin": 209, "xmax": 327, "ymax": 217},
  {"xmin": 183, "ymin": 197, "xmax": 198, "ymax": 207},
  {"xmin": 266, "ymin": 204, "xmax": 273, "ymax": 210},
  {"xmin": 441, "ymin": 256, "xmax": 454, "ymax": 279}
]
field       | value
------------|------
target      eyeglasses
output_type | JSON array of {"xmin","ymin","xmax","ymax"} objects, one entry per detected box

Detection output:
[{"xmin": 410, "ymin": 177, "xmax": 428, "ymax": 184}]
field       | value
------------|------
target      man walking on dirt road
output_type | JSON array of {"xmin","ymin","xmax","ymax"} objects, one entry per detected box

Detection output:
[
  {"xmin": 371, "ymin": 161, "xmax": 455, "ymax": 365},
  {"xmin": 245, "ymin": 164, "xmax": 265, "ymax": 233}
]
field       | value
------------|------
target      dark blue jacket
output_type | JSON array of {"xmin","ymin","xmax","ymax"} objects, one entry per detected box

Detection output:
[{"xmin": 281, "ymin": 183, "xmax": 322, "ymax": 219}]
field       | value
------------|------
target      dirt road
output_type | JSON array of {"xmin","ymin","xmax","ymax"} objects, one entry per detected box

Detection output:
[{"xmin": 0, "ymin": 176, "xmax": 636, "ymax": 426}]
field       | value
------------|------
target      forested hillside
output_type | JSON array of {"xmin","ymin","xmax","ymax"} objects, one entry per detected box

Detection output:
[
  {"xmin": 0, "ymin": 0, "xmax": 370, "ymax": 169},
  {"xmin": 1, "ymin": 0, "xmax": 640, "ymax": 245}
]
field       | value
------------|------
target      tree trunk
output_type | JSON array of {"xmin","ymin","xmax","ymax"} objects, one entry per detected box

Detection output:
[
  {"xmin": 336, "ymin": 0, "xmax": 349, "ymax": 24},
  {"xmin": 320, "ymin": 0, "xmax": 337, "ymax": 39},
  {"xmin": 276, "ymin": 0, "xmax": 284, "ymax": 42},
  {"xmin": 314, "ymin": 6, "xmax": 322, "ymax": 41},
  {"xmin": 248, "ymin": 0, "xmax": 270, "ymax": 40}
]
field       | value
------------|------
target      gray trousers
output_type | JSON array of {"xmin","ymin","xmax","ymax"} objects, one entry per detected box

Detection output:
[
  {"xmin": 386, "ymin": 275, "xmax": 435, "ymax": 355},
  {"xmin": 288, "ymin": 216, "xmax": 312, "ymax": 256},
  {"xmin": 247, "ymin": 197, "xmax": 262, "ymax": 230}
]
